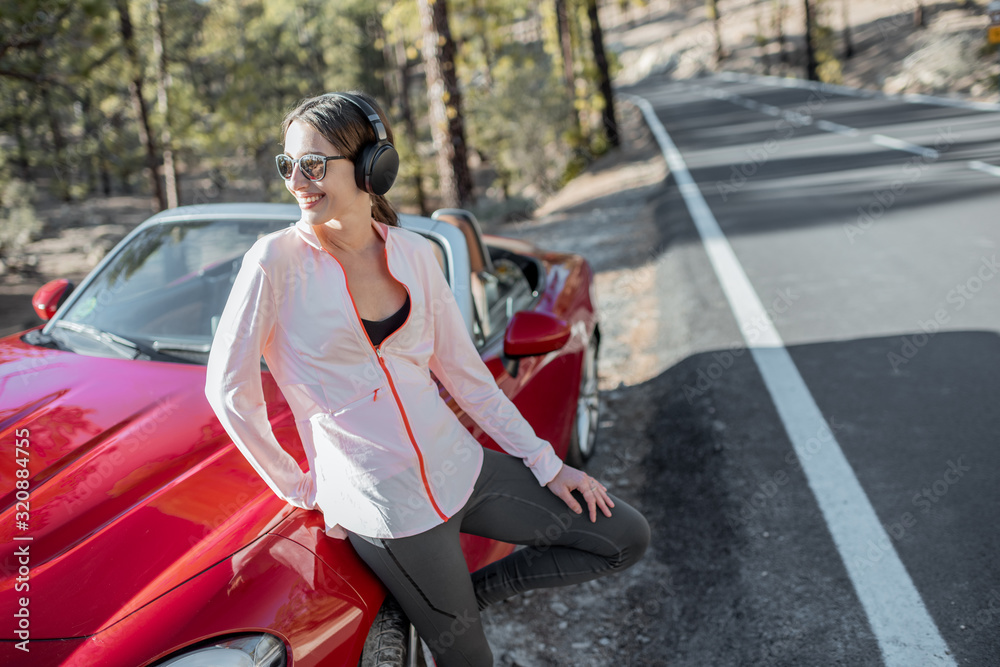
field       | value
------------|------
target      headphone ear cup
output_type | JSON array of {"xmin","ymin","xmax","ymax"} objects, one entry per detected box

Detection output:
[
  {"xmin": 354, "ymin": 144, "xmax": 376, "ymax": 193},
  {"xmin": 365, "ymin": 143, "xmax": 399, "ymax": 196},
  {"xmin": 327, "ymin": 92, "xmax": 397, "ymax": 195}
]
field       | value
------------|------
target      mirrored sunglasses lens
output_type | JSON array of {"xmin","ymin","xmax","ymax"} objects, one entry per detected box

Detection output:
[
  {"xmin": 300, "ymin": 155, "xmax": 324, "ymax": 180},
  {"xmin": 276, "ymin": 155, "xmax": 294, "ymax": 180}
]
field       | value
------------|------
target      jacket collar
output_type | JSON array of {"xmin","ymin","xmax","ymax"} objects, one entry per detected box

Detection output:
[{"xmin": 294, "ymin": 216, "xmax": 389, "ymax": 251}]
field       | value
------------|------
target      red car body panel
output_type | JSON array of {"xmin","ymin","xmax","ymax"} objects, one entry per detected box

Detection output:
[{"xmin": 0, "ymin": 233, "xmax": 597, "ymax": 665}]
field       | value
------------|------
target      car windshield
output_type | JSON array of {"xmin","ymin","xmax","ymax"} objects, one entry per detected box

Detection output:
[{"xmin": 50, "ymin": 218, "xmax": 289, "ymax": 363}]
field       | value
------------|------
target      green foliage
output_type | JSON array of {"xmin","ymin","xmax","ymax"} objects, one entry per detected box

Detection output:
[
  {"xmin": 0, "ymin": 0, "xmax": 121, "ymax": 199},
  {"xmin": 0, "ymin": 156, "xmax": 44, "ymax": 262},
  {"xmin": 465, "ymin": 45, "xmax": 576, "ymax": 202},
  {"xmin": 811, "ymin": 0, "xmax": 843, "ymax": 84},
  {"xmin": 0, "ymin": 0, "xmax": 621, "ymax": 214}
]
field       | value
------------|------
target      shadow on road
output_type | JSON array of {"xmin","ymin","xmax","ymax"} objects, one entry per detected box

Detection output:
[{"xmin": 603, "ymin": 329, "xmax": 1000, "ymax": 665}]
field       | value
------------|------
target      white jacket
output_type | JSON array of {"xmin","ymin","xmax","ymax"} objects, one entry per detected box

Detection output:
[{"xmin": 205, "ymin": 218, "xmax": 564, "ymax": 539}]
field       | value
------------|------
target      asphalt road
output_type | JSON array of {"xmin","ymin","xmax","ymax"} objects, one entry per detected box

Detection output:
[{"xmin": 593, "ymin": 74, "xmax": 1000, "ymax": 666}]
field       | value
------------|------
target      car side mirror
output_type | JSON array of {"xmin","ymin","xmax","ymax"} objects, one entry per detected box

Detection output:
[
  {"xmin": 32, "ymin": 278, "xmax": 74, "ymax": 321},
  {"xmin": 503, "ymin": 311, "xmax": 571, "ymax": 358}
]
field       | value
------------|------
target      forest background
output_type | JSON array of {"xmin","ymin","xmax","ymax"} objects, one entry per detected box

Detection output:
[
  {"xmin": 1, "ymin": 0, "xmax": 998, "ymax": 336},
  {"xmin": 0, "ymin": 0, "xmax": 625, "ymax": 258}
]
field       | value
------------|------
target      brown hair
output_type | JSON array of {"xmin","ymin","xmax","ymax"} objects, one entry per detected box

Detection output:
[{"xmin": 281, "ymin": 92, "xmax": 399, "ymax": 226}]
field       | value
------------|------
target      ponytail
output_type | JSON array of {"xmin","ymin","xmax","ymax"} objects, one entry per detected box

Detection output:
[{"xmin": 372, "ymin": 194, "xmax": 399, "ymax": 227}]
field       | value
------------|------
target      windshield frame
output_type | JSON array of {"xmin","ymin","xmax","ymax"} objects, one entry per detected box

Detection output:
[
  {"xmin": 37, "ymin": 206, "xmax": 468, "ymax": 363},
  {"xmin": 41, "ymin": 209, "xmax": 301, "ymax": 339}
]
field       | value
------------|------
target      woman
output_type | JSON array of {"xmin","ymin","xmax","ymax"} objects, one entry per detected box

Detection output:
[{"xmin": 205, "ymin": 91, "xmax": 649, "ymax": 666}]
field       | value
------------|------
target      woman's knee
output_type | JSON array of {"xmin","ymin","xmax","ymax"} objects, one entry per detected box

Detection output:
[{"xmin": 607, "ymin": 500, "xmax": 651, "ymax": 571}]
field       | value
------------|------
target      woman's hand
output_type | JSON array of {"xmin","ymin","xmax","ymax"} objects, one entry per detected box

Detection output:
[
  {"xmin": 545, "ymin": 463, "xmax": 614, "ymax": 522},
  {"xmin": 325, "ymin": 524, "xmax": 348, "ymax": 540}
]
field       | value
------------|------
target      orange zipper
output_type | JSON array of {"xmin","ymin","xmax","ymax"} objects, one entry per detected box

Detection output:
[
  {"xmin": 374, "ymin": 345, "xmax": 447, "ymax": 520},
  {"xmin": 324, "ymin": 244, "xmax": 448, "ymax": 521}
]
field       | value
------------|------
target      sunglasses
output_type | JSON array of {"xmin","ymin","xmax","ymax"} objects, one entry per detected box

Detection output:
[{"xmin": 275, "ymin": 153, "xmax": 346, "ymax": 181}]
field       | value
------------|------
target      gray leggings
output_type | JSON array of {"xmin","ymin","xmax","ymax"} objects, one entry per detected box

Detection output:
[{"xmin": 347, "ymin": 448, "xmax": 651, "ymax": 666}]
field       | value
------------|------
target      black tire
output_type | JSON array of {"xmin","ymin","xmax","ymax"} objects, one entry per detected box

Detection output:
[
  {"xmin": 359, "ymin": 596, "xmax": 426, "ymax": 667},
  {"xmin": 566, "ymin": 333, "xmax": 600, "ymax": 468}
]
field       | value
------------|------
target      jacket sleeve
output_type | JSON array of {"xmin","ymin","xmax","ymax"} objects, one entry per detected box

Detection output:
[
  {"xmin": 422, "ymin": 241, "xmax": 564, "ymax": 486},
  {"xmin": 205, "ymin": 255, "xmax": 317, "ymax": 510}
]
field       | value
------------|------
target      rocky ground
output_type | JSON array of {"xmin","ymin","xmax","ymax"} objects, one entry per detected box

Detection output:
[
  {"xmin": 611, "ymin": 0, "xmax": 999, "ymax": 99},
  {"xmin": 477, "ymin": 99, "xmax": 678, "ymax": 667}
]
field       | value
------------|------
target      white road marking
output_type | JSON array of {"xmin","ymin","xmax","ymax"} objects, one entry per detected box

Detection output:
[
  {"xmin": 870, "ymin": 134, "xmax": 939, "ymax": 159},
  {"xmin": 782, "ymin": 110, "xmax": 813, "ymax": 126},
  {"xmin": 692, "ymin": 86, "xmax": 947, "ymax": 155},
  {"xmin": 718, "ymin": 70, "xmax": 1000, "ymax": 112},
  {"xmin": 901, "ymin": 92, "xmax": 1000, "ymax": 113},
  {"xmin": 626, "ymin": 92, "xmax": 957, "ymax": 667},
  {"xmin": 968, "ymin": 160, "xmax": 1000, "ymax": 178},
  {"xmin": 815, "ymin": 119, "xmax": 860, "ymax": 137},
  {"xmin": 758, "ymin": 103, "xmax": 782, "ymax": 117}
]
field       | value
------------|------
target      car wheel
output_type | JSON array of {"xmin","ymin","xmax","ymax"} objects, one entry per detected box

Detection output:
[
  {"xmin": 359, "ymin": 596, "xmax": 428, "ymax": 667},
  {"xmin": 566, "ymin": 334, "xmax": 600, "ymax": 468}
]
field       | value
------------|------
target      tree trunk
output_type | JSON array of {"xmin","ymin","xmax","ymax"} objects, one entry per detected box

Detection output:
[
  {"xmin": 99, "ymin": 150, "xmax": 113, "ymax": 196},
  {"xmin": 151, "ymin": 0, "xmax": 179, "ymax": 208},
  {"xmin": 389, "ymin": 35, "xmax": 428, "ymax": 215},
  {"xmin": 803, "ymin": 0, "xmax": 818, "ymax": 81},
  {"xmin": 471, "ymin": 0, "xmax": 495, "ymax": 90},
  {"xmin": 116, "ymin": 0, "xmax": 166, "ymax": 211},
  {"xmin": 708, "ymin": 0, "xmax": 725, "ymax": 65},
  {"xmin": 12, "ymin": 115, "xmax": 31, "ymax": 181},
  {"xmin": 774, "ymin": 0, "xmax": 788, "ymax": 64},
  {"xmin": 40, "ymin": 84, "xmax": 71, "ymax": 201},
  {"xmin": 586, "ymin": 0, "xmax": 618, "ymax": 147},
  {"xmin": 914, "ymin": 1, "xmax": 925, "ymax": 28},
  {"xmin": 416, "ymin": 0, "xmax": 473, "ymax": 208},
  {"xmin": 377, "ymin": 19, "xmax": 395, "ymax": 100},
  {"xmin": 81, "ymin": 94, "xmax": 99, "ymax": 195},
  {"xmin": 841, "ymin": 0, "xmax": 854, "ymax": 59},
  {"xmin": 555, "ymin": 0, "xmax": 587, "ymax": 138},
  {"xmin": 555, "ymin": 0, "xmax": 575, "ymax": 89}
]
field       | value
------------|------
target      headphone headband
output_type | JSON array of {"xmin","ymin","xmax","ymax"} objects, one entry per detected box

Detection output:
[
  {"xmin": 322, "ymin": 92, "xmax": 398, "ymax": 196},
  {"xmin": 326, "ymin": 92, "xmax": 388, "ymax": 142}
]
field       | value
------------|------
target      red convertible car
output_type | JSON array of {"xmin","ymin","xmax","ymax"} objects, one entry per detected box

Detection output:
[{"xmin": 0, "ymin": 203, "xmax": 600, "ymax": 666}]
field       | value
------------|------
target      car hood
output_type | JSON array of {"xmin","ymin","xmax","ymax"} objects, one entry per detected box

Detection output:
[{"xmin": 0, "ymin": 332, "xmax": 303, "ymax": 639}]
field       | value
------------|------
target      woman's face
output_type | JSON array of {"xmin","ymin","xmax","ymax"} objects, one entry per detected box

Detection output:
[{"xmin": 282, "ymin": 119, "xmax": 368, "ymax": 227}]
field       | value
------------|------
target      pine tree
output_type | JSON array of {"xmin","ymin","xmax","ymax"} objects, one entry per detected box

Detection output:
[
  {"xmin": 417, "ymin": 0, "xmax": 474, "ymax": 207},
  {"xmin": 116, "ymin": 0, "xmax": 167, "ymax": 210},
  {"xmin": 804, "ymin": 0, "xmax": 818, "ymax": 81},
  {"xmin": 585, "ymin": 0, "xmax": 618, "ymax": 147}
]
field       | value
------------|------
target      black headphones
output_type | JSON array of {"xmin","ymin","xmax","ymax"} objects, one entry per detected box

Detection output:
[{"xmin": 325, "ymin": 92, "xmax": 399, "ymax": 196}]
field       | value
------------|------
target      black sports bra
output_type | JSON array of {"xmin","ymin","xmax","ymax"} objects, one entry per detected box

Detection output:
[{"xmin": 361, "ymin": 294, "xmax": 410, "ymax": 347}]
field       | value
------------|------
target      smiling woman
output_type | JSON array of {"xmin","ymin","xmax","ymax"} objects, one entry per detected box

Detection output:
[{"xmin": 203, "ymin": 92, "xmax": 649, "ymax": 667}]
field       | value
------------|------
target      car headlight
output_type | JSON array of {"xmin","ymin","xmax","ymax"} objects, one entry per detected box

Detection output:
[{"xmin": 156, "ymin": 634, "xmax": 285, "ymax": 667}]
